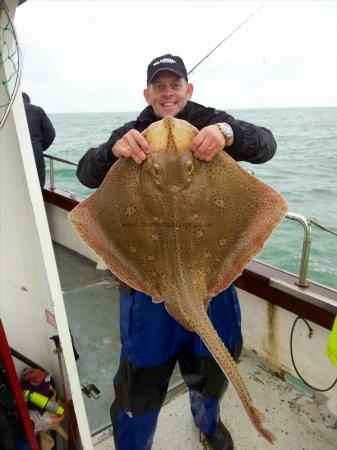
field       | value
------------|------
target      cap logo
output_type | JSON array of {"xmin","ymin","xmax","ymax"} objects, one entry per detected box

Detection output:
[{"xmin": 153, "ymin": 58, "xmax": 176, "ymax": 66}]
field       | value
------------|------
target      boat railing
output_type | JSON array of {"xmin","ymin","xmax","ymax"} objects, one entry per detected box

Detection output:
[
  {"xmin": 44, "ymin": 154, "xmax": 314, "ymax": 288},
  {"xmin": 285, "ymin": 213, "xmax": 312, "ymax": 288},
  {"xmin": 44, "ymin": 154, "xmax": 78, "ymax": 192}
]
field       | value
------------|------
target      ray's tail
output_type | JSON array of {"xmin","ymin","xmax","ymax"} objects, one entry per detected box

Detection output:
[
  {"xmin": 195, "ymin": 307, "xmax": 276, "ymax": 444},
  {"xmin": 167, "ymin": 298, "xmax": 277, "ymax": 445}
]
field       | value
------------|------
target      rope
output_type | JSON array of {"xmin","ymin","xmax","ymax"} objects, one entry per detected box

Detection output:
[
  {"xmin": 310, "ymin": 219, "xmax": 337, "ymax": 238},
  {"xmin": 290, "ymin": 316, "xmax": 337, "ymax": 392},
  {"xmin": 0, "ymin": 0, "xmax": 22, "ymax": 129}
]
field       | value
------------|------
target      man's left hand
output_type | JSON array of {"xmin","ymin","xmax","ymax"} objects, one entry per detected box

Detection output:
[{"xmin": 190, "ymin": 125, "xmax": 225, "ymax": 161}]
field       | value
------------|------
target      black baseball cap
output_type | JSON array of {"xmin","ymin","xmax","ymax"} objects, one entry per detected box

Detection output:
[{"xmin": 147, "ymin": 54, "xmax": 188, "ymax": 85}]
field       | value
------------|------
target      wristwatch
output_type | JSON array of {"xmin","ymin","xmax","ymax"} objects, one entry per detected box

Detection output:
[{"xmin": 216, "ymin": 122, "xmax": 234, "ymax": 146}]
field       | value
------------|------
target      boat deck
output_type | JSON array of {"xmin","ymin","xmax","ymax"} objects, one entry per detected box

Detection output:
[
  {"xmin": 53, "ymin": 242, "xmax": 182, "ymax": 435},
  {"xmin": 54, "ymin": 242, "xmax": 337, "ymax": 449}
]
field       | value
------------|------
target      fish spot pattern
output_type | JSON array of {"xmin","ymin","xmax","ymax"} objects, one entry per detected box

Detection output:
[{"xmin": 69, "ymin": 115, "xmax": 286, "ymax": 445}]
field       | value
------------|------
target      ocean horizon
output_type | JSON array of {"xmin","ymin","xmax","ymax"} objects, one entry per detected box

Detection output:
[{"xmin": 49, "ymin": 105, "xmax": 337, "ymax": 115}]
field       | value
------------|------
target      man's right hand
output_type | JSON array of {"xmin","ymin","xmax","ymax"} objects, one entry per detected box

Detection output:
[{"xmin": 112, "ymin": 129, "xmax": 149, "ymax": 164}]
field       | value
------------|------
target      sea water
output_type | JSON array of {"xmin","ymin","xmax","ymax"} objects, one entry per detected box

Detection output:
[{"xmin": 47, "ymin": 107, "xmax": 337, "ymax": 290}]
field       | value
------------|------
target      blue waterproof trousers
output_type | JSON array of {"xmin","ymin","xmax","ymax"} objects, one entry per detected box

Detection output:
[{"xmin": 110, "ymin": 284, "xmax": 242, "ymax": 450}]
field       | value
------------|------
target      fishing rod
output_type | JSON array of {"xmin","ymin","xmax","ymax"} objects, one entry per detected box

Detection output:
[{"xmin": 187, "ymin": 5, "xmax": 263, "ymax": 76}]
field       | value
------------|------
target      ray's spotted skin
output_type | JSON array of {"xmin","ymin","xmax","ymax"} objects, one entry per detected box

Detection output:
[{"xmin": 69, "ymin": 116, "xmax": 287, "ymax": 444}]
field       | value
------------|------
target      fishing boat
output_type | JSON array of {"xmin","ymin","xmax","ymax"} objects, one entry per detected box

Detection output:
[{"xmin": 1, "ymin": 0, "xmax": 336, "ymax": 449}]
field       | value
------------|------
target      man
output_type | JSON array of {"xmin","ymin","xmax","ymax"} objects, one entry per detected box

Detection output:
[
  {"xmin": 77, "ymin": 54, "xmax": 277, "ymax": 450},
  {"xmin": 22, "ymin": 93, "xmax": 56, "ymax": 188}
]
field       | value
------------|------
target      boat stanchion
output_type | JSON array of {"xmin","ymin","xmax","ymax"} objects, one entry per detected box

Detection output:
[
  {"xmin": 49, "ymin": 158, "xmax": 55, "ymax": 190},
  {"xmin": 286, "ymin": 213, "xmax": 312, "ymax": 288}
]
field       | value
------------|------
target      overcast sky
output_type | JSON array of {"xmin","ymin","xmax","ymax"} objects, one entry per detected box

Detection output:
[{"xmin": 15, "ymin": 0, "xmax": 337, "ymax": 113}]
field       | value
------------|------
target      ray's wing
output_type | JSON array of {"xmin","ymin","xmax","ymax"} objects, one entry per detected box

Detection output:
[
  {"xmin": 69, "ymin": 158, "xmax": 163, "ymax": 300},
  {"xmin": 70, "ymin": 118, "xmax": 287, "ymax": 307},
  {"xmin": 69, "ymin": 118, "xmax": 195, "ymax": 303},
  {"xmin": 190, "ymin": 151, "xmax": 287, "ymax": 303}
]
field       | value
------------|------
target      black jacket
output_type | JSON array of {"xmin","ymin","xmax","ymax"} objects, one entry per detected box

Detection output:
[
  {"xmin": 77, "ymin": 101, "xmax": 277, "ymax": 188},
  {"xmin": 24, "ymin": 102, "xmax": 56, "ymax": 187}
]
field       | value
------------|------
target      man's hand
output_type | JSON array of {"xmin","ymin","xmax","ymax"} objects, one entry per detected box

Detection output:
[
  {"xmin": 112, "ymin": 129, "xmax": 149, "ymax": 164},
  {"xmin": 190, "ymin": 125, "xmax": 226, "ymax": 161}
]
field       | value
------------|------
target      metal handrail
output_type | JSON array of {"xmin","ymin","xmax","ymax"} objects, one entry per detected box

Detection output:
[
  {"xmin": 44, "ymin": 154, "xmax": 77, "ymax": 191},
  {"xmin": 285, "ymin": 213, "xmax": 312, "ymax": 288},
  {"xmin": 44, "ymin": 154, "xmax": 78, "ymax": 166},
  {"xmin": 43, "ymin": 155, "xmax": 314, "ymax": 287}
]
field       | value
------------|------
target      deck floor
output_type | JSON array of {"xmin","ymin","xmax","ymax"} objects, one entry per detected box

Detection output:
[
  {"xmin": 53, "ymin": 242, "xmax": 182, "ymax": 434},
  {"xmin": 54, "ymin": 242, "xmax": 337, "ymax": 449},
  {"xmin": 95, "ymin": 350, "xmax": 337, "ymax": 450}
]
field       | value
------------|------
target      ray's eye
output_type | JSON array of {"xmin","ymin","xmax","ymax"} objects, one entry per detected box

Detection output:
[
  {"xmin": 185, "ymin": 160, "xmax": 194, "ymax": 176},
  {"xmin": 153, "ymin": 163, "xmax": 161, "ymax": 177}
]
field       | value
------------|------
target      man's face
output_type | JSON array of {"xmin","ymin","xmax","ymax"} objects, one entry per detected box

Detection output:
[{"xmin": 143, "ymin": 71, "xmax": 193, "ymax": 118}]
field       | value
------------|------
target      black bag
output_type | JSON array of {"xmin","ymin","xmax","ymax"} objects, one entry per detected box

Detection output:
[{"xmin": 0, "ymin": 358, "xmax": 24, "ymax": 450}]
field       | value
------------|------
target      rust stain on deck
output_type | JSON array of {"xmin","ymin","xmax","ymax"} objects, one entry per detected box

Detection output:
[{"xmin": 267, "ymin": 302, "xmax": 279, "ymax": 363}]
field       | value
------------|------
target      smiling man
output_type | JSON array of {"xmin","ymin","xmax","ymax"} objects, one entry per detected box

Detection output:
[
  {"xmin": 77, "ymin": 54, "xmax": 277, "ymax": 450},
  {"xmin": 110, "ymin": 55, "xmax": 237, "ymax": 165},
  {"xmin": 144, "ymin": 57, "xmax": 193, "ymax": 117}
]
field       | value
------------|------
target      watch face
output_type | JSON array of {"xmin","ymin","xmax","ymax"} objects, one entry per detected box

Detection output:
[{"xmin": 219, "ymin": 123, "xmax": 233, "ymax": 138}]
